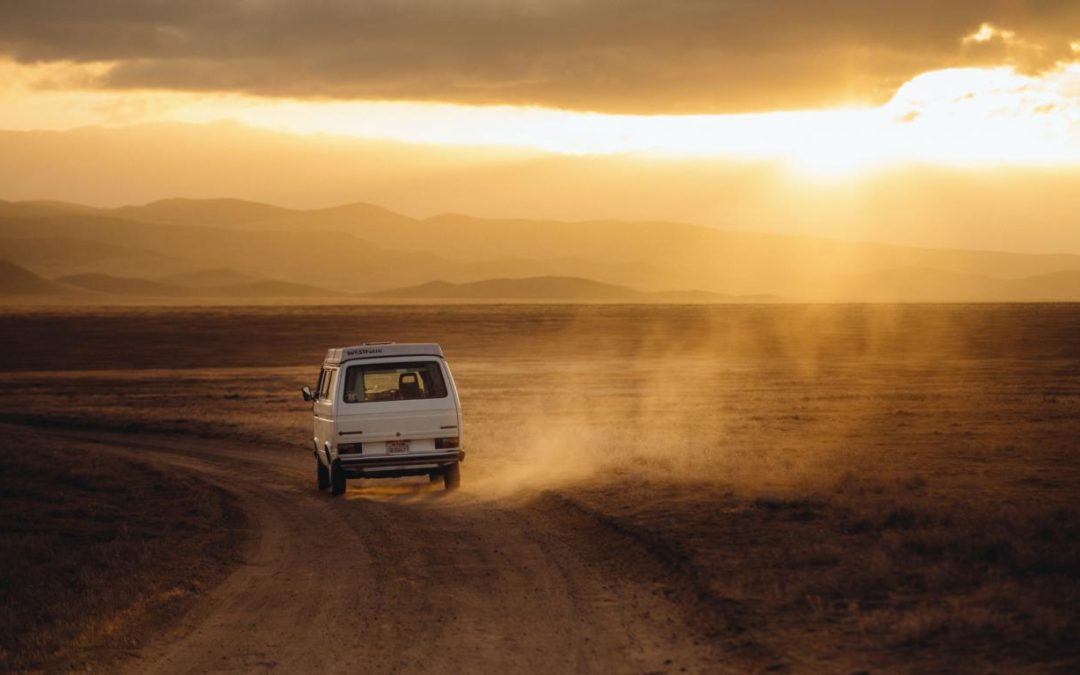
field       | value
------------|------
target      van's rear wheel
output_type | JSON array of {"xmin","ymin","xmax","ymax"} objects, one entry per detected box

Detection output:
[
  {"xmin": 443, "ymin": 462, "xmax": 461, "ymax": 491},
  {"xmin": 330, "ymin": 460, "xmax": 347, "ymax": 496},
  {"xmin": 316, "ymin": 457, "xmax": 330, "ymax": 491}
]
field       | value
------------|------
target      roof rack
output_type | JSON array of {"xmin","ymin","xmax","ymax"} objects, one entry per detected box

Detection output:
[{"xmin": 323, "ymin": 342, "xmax": 445, "ymax": 365}]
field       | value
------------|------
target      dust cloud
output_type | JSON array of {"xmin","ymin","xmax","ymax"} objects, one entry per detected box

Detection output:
[
  {"xmin": 460, "ymin": 303, "xmax": 996, "ymax": 497},
  {"xmin": 1, "ymin": 303, "xmax": 1072, "ymax": 502}
]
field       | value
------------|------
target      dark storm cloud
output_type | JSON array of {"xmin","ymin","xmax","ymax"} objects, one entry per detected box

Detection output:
[{"xmin": 1, "ymin": 0, "xmax": 1078, "ymax": 112}]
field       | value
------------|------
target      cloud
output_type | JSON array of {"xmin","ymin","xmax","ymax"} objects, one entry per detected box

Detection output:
[
  {"xmin": 963, "ymin": 23, "xmax": 1017, "ymax": 46},
  {"xmin": 0, "ymin": 1, "xmax": 1078, "ymax": 112},
  {"xmin": 960, "ymin": 21, "xmax": 1076, "ymax": 73}
]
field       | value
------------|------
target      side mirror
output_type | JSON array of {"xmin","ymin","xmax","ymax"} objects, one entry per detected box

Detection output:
[{"xmin": 301, "ymin": 385, "xmax": 313, "ymax": 402}]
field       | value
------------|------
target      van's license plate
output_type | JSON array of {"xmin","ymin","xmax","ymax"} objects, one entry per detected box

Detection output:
[{"xmin": 386, "ymin": 440, "xmax": 410, "ymax": 455}]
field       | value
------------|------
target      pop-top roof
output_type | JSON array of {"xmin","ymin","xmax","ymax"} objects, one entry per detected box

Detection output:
[{"xmin": 323, "ymin": 342, "xmax": 444, "ymax": 365}]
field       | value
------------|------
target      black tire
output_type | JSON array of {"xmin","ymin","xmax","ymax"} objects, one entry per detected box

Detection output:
[
  {"xmin": 429, "ymin": 471, "xmax": 442, "ymax": 484},
  {"xmin": 443, "ymin": 462, "xmax": 461, "ymax": 491},
  {"xmin": 330, "ymin": 460, "xmax": 347, "ymax": 496},
  {"xmin": 317, "ymin": 457, "xmax": 331, "ymax": 491}
]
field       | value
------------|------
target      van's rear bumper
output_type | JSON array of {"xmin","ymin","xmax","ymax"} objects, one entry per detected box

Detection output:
[{"xmin": 338, "ymin": 449, "xmax": 464, "ymax": 477}]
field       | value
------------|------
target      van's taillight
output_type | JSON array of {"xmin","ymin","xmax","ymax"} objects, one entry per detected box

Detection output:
[
  {"xmin": 338, "ymin": 443, "xmax": 363, "ymax": 454},
  {"xmin": 435, "ymin": 437, "xmax": 459, "ymax": 449}
]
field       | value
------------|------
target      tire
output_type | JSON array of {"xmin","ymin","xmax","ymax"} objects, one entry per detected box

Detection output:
[
  {"xmin": 443, "ymin": 462, "xmax": 461, "ymax": 491},
  {"xmin": 330, "ymin": 460, "xmax": 347, "ymax": 496},
  {"xmin": 317, "ymin": 457, "xmax": 330, "ymax": 491},
  {"xmin": 429, "ymin": 471, "xmax": 442, "ymax": 484}
]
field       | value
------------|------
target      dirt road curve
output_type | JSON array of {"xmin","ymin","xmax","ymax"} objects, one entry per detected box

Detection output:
[{"xmin": 50, "ymin": 431, "xmax": 724, "ymax": 674}]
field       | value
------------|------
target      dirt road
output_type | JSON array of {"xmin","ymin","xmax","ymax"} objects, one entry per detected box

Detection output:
[{"xmin": 45, "ymin": 430, "xmax": 729, "ymax": 674}]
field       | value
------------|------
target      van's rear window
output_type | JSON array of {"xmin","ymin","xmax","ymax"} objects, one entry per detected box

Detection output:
[{"xmin": 342, "ymin": 361, "xmax": 448, "ymax": 403}]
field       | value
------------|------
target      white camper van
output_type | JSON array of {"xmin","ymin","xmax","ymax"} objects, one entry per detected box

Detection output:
[{"xmin": 302, "ymin": 342, "xmax": 464, "ymax": 495}]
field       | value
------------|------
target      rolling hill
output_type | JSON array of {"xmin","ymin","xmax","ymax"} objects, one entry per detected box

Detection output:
[
  {"xmin": 113, "ymin": 198, "xmax": 292, "ymax": 228},
  {"xmin": 72, "ymin": 200, "xmax": 1080, "ymax": 288},
  {"xmin": 57, "ymin": 273, "xmax": 189, "ymax": 296},
  {"xmin": 375, "ymin": 276, "xmax": 763, "ymax": 302},
  {"xmin": 55, "ymin": 272, "xmax": 338, "ymax": 299},
  {"xmin": 0, "ymin": 236, "xmax": 180, "ymax": 279},
  {"xmin": 159, "ymin": 268, "xmax": 258, "ymax": 288},
  {"xmin": 1, "ymin": 197, "xmax": 1079, "ymax": 302},
  {"xmin": 202, "ymin": 280, "xmax": 342, "ymax": 298},
  {"xmin": 375, "ymin": 276, "xmax": 646, "ymax": 301},
  {"xmin": 0, "ymin": 260, "xmax": 70, "ymax": 295}
]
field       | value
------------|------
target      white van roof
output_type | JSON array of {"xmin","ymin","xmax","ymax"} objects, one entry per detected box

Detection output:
[{"xmin": 324, "ymin": 342, "xmax": 445, "ymax": 365}]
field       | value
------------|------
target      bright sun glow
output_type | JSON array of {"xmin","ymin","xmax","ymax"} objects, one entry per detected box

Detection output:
[{"xmin": 1, "ymin": 58, "xmax": 1079, "ymax": 178}]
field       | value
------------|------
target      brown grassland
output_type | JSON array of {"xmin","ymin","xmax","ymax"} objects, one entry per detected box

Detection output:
[
  {"xmin": 0, "ymin": 303, "xmax": 1078, "ymax": 671},
  {"xmin": 0, "ymin": 428, "xmax": 244, "ymax": 671}
]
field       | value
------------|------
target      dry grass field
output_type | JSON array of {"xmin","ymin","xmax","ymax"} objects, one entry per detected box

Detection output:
[
  {"xmin": 1, "ymin": 303, "xmax": 1077, "ymax": 671},
  {"xmin": 0, "ymin": 427, "xmax": 244, "ymax": 672}
]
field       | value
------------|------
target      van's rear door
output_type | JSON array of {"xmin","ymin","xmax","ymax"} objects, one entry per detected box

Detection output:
[{"xmin": 335, "ymin": 359, "xmax": 459, "ymax": 455}]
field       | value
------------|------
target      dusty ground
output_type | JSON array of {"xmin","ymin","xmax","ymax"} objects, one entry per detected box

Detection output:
[
  {"xmin": 8, "ymin": 427, "xmax": 731, "ymax": 674},
  {"xmin": 0, "ymin": 427, "xmax": 244, "ymax": 672},
  {"xmin": 0, "ymin": 304, "xmax": 1077, "ymax": 672}
]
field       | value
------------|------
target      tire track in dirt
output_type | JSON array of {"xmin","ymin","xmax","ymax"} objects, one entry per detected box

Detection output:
[{"xmin": 19, "ymin": 426, "xmax": 738, "ymax": 674}]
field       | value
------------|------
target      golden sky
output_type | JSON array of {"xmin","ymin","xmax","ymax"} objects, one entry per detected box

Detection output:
[{"xmin": 0, "ymin": 1, "xmax": 1078, "ymax": 252}]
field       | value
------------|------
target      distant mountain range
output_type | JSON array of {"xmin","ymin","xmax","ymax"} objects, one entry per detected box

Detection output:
[
  {"xmin": 0, "ymin": 260, "xmax": 70, "ymax": 295},
  {"xmin": 374, "ymin": 276, "xmax": 776, "ymax": 302},
  {"xmin": 0, "ymin": 260, "xmax": 336, "ymax": 301},
  {"xmin": 0, "ymin": 262, "xmax": 760, "ymax": 304},
  {"xmin": 56, "ymin": 272, "xmax": 336, "ymax": 298},
  {"xmin": 2, "ymin": 197, "xmax": 1079, "ymax": 303}
]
